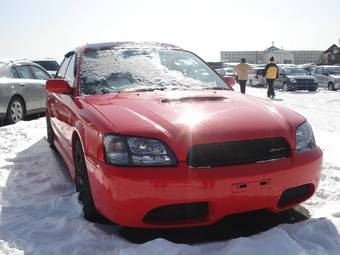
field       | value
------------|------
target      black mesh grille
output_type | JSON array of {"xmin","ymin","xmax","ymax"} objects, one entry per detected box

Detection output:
[
  {"xmin": 296, "ymin": 79, "xmax": 315, "ymax": 84},
  {"xmin": 187, "ymin": 137, "xmax": 291, "ymax": 167},
  {"xmin": 143, "ymin": 202, "xmax": 209, "ymax": 224},
  {"xmin": 278, "ymin": 184, "xmax": 312, "ymax": 208}
]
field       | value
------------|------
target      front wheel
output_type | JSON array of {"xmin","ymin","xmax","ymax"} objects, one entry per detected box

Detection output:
[
  {"xmin": 328, "ymin": 82, "xmax": 337, "ymax": 91},
  {"xmin": 283, "ymin": 83, "xmax": 288, "ymax": 92},
  {"xmin": 46, "ymin": 115, "xmax": 56, "ymax": 150},
  {"xmin": 6, "ymin": 97, "xmax": 26, "ymax": 124},
  {"xmin": 249, "ymin": 80, "xmax": 253, "ymax": 87},
  {"xmin": 74, "ymin": 139, "xmax": 107, "ymax": 223}
]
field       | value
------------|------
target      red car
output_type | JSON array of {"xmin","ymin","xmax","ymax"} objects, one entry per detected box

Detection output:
[{"xmin": 45, "ymin": 42, "xmax": 323, "ymax": 228}]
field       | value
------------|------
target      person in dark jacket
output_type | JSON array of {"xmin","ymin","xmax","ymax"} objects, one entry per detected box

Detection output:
[{"xmin": 263, "ymin": 56, "xmax": 279, "ymax": 98}]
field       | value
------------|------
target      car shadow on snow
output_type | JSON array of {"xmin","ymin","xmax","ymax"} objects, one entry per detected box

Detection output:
[
  {"xmin": 0, "ymin": 138, "xmax": 310, "ymax": 250},
  {"xmin": 118, "ymin": 206, "xmax": 310, "ymax": 244}
]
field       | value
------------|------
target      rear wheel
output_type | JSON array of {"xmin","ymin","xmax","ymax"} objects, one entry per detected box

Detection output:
[
  {"xmin": 74, "ymin": 139, "xmax": 108, "ymax": 223},
  {"xmin": 249, "ymin": 80, "xmax": 253, "ymax": 87},
  {"xmin": 6, "ymin": 97, "xmax": 26, "ymax": 124}
]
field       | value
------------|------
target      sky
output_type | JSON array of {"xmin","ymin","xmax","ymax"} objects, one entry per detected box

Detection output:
[{"xmin": 0, "ymin": 0, "xmax": 339, "ymax": 61}]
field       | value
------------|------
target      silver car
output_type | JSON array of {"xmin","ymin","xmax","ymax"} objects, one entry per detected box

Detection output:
[
  {"xmin": 312, "ymin": 65, "xmax": 340, "ymax": 91},
  {"xmin": 0, "ymin": 59, "xmax": 51, "ymax": 124}
]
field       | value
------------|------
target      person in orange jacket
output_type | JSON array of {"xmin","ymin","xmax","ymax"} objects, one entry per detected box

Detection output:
[
  {"xmin": 234, "ymin": 58, "xmax": 252, "ymax": 94},
  {"xmin": 263, "ymin": 56, "xmax": 279, "ymax": 98}
]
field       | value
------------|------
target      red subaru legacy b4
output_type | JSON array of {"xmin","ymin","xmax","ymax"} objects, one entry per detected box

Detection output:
[{"xmin": 45, "ymin": 42, "xmax": 322, "ymax": 228}]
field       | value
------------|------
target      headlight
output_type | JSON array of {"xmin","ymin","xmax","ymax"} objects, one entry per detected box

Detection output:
[
  {"xmin": 290, "ymin": 78, "xmax": 297, "ymax": 83},
  {"xmin": 296, "ymin": 121, "xmax": 316, "ymax": 152},
  {"xmin": 103, "ymin": 135, "xmax": 177, "ymax": 166}
]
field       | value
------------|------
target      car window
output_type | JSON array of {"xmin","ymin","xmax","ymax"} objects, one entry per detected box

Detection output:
[
  {"xmin": 56, "ymin": 56, "xmax": 71, "ymax": 78},
  {"xmin": 14, "ymin": 65, "xmax": 34, "ymax": 79},
  {"xmin": 64, "ymin": 54, "xmax": 76, "ymax": 87},
  {"xmin": 30, "ymin": 66, "xmax": 51, "ymax": 80},
  {"xmin": 11, "ymin": 67, "xmax": 20, "ymax": 78},
  {"xmin": 33, "ymin": 61, "xmax": 59, "ymax": 71}
]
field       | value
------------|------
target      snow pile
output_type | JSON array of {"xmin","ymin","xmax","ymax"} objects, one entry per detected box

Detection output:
[{"xmin": 0, "ymin": 87, "xmax": 340, "ymax": 254}]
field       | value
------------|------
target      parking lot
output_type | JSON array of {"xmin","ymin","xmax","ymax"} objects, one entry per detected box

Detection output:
[{"xmin": 0, "ymin": 86, "xmax": 339, "ymax": 254}]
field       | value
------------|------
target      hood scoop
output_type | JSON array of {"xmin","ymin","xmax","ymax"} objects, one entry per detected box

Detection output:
[{"xmin": 161, "ymin": 96, "xmax": 229, "ymax": 104}]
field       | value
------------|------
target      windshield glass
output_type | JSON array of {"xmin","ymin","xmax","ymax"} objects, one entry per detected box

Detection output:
[
  {"xmin": 327, "ymin": 67, "xmax": 340, "ymax": 75},
  {"xmin": 33, "ymin": 61, "xmax": 59, "ymax": 71},
  {"xmin": 284, "ymin": 68, "xmax": 309, "ymax": 76},
  {"xmin": 79, "ymin": 49, "xmax": 229, "ymax": 95}
]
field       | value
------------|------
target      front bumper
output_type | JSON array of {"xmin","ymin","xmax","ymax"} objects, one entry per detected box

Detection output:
[
  {"xmin": 86, "ymin": 147, "xmax": 322, "ymax": 228},
  {"xmin": 288, "ymin": 83, "xmax": 318, "ymax": 90}
]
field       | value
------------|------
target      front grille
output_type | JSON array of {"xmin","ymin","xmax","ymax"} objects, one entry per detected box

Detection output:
[
  {"xmin": 187, "ymin": 137, "xmax": 291, "ymax": 167},
  {"xmin": 296, "ymin": 79, "xmax": 314, "ymax": 84},
  {"xmin": 143, "ymin": 202, "xmax": 209, "ymax": 224},
  {"xmin": 278, "ymin": 184, "xmax": 312, "ymax": 208}
]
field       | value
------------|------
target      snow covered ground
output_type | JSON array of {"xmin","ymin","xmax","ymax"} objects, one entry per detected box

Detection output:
[{"xmin": 0, "ymin": 87, "xmax": 340, "ymax": 255}]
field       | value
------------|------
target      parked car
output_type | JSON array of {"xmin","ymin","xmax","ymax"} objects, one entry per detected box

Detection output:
[
  {"xmin": 247, "ymin": 67, "xmax": 266, "ymax": 87},
  {"xmin": 215, "ymin": 67, "xmax": 235, "ymax": 77},
  {"xmin": 274, "ymin": 67, "xmax": 318, "ymax": 92},
  {"xmin": 46, "ymin": 42, "xmax": 322, "ymax": 228},
  {"xmin": 0, "ymin": 59, "xmax": 51, "ymax": 124},
  {"xmin": 312, "ymin": 65, "xmax": 340, "ymax": 91},
  {"xmin": 214, "ymin": 67, "xmax": 237, "ymax": 87},
  {"xmin": 32, "ymin": 59, "xmax": 59, "ymax": 77}
]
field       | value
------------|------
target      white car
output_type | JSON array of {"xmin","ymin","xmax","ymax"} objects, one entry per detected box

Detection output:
[
  {"xmin": 32, "ymin": 59, "xmax": 59, "ymax": 78},
  {"xmin": 312, "ymin": 65, "xmax": 340, "ymax": 91},
  {"xmin": 247, "ymin": 67, "xmax": 266, "ymax": 87}
]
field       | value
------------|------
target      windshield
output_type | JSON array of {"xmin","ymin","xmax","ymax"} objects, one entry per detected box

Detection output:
[
  {"xmin": 79, "ymin": 48, "xmax": 229, "ymax": 95},
  {"xmin": 327, "ymin": 67, "xmax": 340, "ymax": 75},
  {"xmin": 33, "ymin": 61, "xmax": 59, "ymax": 71},
  {"xmin": 284, "ymin": 68, "xmax": 309, "ymax": 76}
]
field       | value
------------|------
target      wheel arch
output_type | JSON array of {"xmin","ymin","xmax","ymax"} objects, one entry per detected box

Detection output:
[{"xmin": 7, "ymin": 94, "xmax": 27, "ymax": 112}]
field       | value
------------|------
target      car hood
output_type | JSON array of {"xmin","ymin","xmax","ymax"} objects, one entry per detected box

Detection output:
[
  {"xmin": 286, "ymin": 75, "xmax": 315, "ymax": 79},
  {"xmin": 84, "ymin": 91, "xmax": 304, "ymax": 160}
]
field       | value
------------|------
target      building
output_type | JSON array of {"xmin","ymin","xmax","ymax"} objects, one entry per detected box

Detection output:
[
  {"xmin": 221, "ymin": 44, "xmax": 322, "ymax": 64},
  {"xmin": 291, "ymin": 51, "xmax": 323, "ymax": 65},
  {"xmin": 220, "ymin": 51, "xmax": 264, "ymax": 64},
  {"xmin": 320, "ymin": 44, "xmax": 340, "ymax": 65}
]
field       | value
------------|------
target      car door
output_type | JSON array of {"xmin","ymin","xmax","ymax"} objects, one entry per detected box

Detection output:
[
  {"xmin": 28, "ymin": 65, "xmax": 51, "ymax": 110},
  {"xmin": 11, "ymin": 65, "xmax": 40, "ymax": 111},
  {"xmin": 51, "ymin": 53, "xmax": 77, "ymax": 156},
  {"xmin": 274, "ymin": 68, "xmax": 285, "ymax": 89},
  {"xmin": 315, "ymin": 67, "xmax": 327, "ymax": 88}
]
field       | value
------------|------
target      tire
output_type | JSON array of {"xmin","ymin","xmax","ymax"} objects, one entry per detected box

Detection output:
[
  {"xmin": 328, "ymin": 82, "xmax": 337, "ymax": 91},
  {"xmin": 5, "ymin": 97, "xmax": 26, "ymax": 124},
  {"xmin": 249, "ymin": 80, "xmax": 253, "ymax": 87},
  {"xmin": 283, "ymin": 83, "xmax": 288, "ymax": 92},
  {"xmin": 46, "ymin": 115, "xmax": 56, "ymax": 150},
  {"xmin": 74, "ymin": 139, "xmax": 107, "ymax": 223}
]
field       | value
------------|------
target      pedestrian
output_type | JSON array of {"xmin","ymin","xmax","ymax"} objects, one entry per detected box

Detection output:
[
  {"xmin": 263, "ymin": 56, "xmax": 279, "ymax": 98},
  {"xmin": 234, "ymin": 58, "xmax": 252, "ymax": 94}
]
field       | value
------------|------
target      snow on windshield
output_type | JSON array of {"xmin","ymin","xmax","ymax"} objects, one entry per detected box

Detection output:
[
  {"xmin": 285, "ymin": 68, "xmax": 308, "ymax": 76},
  {"xmin": 79, "ymin": 49, "xmax": 227, "ymax": 95}
]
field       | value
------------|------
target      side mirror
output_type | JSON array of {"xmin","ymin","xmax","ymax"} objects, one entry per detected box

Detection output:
[{"xmin": 45, "ymin": 79, "xmax": 72, "ymax": 94}]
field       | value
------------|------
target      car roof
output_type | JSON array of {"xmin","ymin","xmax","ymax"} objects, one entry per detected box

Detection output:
[{"xmin": 81, "ymin": 42, "xmax": 182, "ymax": 51}]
